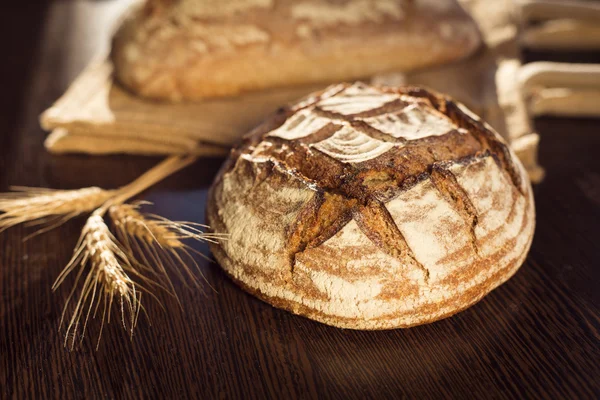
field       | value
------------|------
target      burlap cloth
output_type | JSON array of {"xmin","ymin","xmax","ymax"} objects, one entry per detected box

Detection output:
[{"xmin": 41, "ymin": 0, "xmax": 544, "ymax": 182}]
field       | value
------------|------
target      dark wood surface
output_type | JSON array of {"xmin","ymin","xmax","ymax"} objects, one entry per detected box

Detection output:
[{"xmin": 1, "ymin": 1, "xmax": 599, "ymax": 399}]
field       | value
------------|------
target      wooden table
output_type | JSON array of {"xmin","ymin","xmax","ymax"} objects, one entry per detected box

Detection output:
[{"xmin": 1, "ymin": 1, "xmax": 599, "ymax": 398}]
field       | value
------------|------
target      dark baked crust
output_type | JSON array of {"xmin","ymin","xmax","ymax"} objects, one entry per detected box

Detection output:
[{"xmin": 207, "ymin": 83, "xmax": 535, "ymax": 329}]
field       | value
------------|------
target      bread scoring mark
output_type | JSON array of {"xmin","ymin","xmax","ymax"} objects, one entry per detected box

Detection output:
[
  {"xmin": 310, "ymin": 126, "xmax": 396, "ymax": 164},
  {"xmin": 312, "ymin": 107, "xmax": 408, "ymax": 145},
  {"xmin": 267, "ymin": 108, "xmax": 333, "ymax": 140},
  {"xmin": 287, "ymin": 192, "xmax": 357, "ymax": 274},
  {"xmin": 292, "ymin": 218, "xmax": 427, "ymax": 304},
  {"xmin": 352, "ymin": 131, "xmax": 482, "ymax": 203},
  {"xmin": 297, "ymin": 123, "xmax": 345, "ymax": 145},
  {"xmin": 245, "ymin": 85, "xmax": 487, "ymax": 274},
  {"xmin": 385, "ymin": 178, "xmax": 477, "ymax": 282},
  {"xmin": 401, "ymin": 86, "xmax": 525, "ymax": 194},
  {"xmin": 359, "ymin": 103, "xmax": 457, "ymax": 141},
  {"xmin": 216, "ymin": 156, "xmax": 317, "ymax": 275},
  {"xmin": 291, "ymin": 83, "xmax": 348, "ymax": 112},
  {"xmin": 316, "ymin": 83, "xmax": 402, "ymax": 115},
  {"xmin": 208, "ymin": 147, "xmax": 535, "ymax": 325},
  {"xmin": 348, "ymin": 120, "xmax": 407, "ymax": 144},
  {"xmin": 211, "ymin": 197, "xmax": 534, "ymax": 325},
  {"xmin": 430, "ymin": 163, "xmax": 480, "ymax": 255},
  {"xmin": 232, "ymin": 83, "xmax": 531, "ymax": 289},
  {"xmin": 241, "ymin": 153, "xmax": 322, "ymax": 193},
  {"xmin": 447, "ymin": 155, "xmax": 526, "ymax": 260},
  {"xmin": 353, "ymin": 200, "xmax": 430, "ymax": 281},
  {"xmin": 442, "ymin": 100, "xmax": 524, "ymax": 194},
  {"xmin": 212, "ymin": 203, "xmax": 533, "ymax": 325},
  {"xmin": 434, "ymin": 184, "xmax": 531, "ymax": 287},
  {"xmin": 295, "ymin": 219, "xmax": 416, "ymax": 281},
  {"xmin": 315, "ymin": 98, "xmax": 409, "ymax": 120}
]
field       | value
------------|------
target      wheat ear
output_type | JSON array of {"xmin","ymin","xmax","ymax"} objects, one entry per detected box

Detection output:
[
  {"xmin": 109, "ymin": 203, "xmax": 227, "ymax": 297},
  {"xmin": 0, "ymin": 155, "xmax": 197, "ymax": 236},
  {"xmin": 53, "ymin": 211, "xmax": 142, "ymax": 350},
  {"xmin": 45, "ymin": 155, "xmax": 199, "ymax": 348},
  {"xmin": 0, "ymin": 186, "xmax": 114, "ymax": 235}
]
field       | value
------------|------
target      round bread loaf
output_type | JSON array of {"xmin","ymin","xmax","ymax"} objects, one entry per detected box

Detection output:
[{"xmin": 207, "ymin": 83, "xmax": 535, "ymax": 329}]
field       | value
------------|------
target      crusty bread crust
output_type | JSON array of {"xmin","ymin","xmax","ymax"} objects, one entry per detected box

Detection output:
[
  {"xmin": 207, "ymin": 83, "xmax": 535, "ymax": 329},
  {"xmin": 111, "ymin": 0, "xmax": 481, "ymax": 101}
]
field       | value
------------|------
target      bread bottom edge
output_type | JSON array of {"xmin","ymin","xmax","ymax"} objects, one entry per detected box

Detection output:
[{"xmin": 208, "ymin": 240, "xmax": 529, "ymax": 330}]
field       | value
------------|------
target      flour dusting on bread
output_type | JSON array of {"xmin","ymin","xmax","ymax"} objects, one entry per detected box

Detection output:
[
  {"xmin": 207, "ymin": 83, "xmax": 535, "ymax": 329},
  {"xmin": 113, "ymin": 0, "xmax": 482, "ymax": 100}
]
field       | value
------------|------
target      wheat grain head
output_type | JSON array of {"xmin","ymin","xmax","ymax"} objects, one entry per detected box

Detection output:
[
  {"xmin": 53, "ymin": 211, "xmax": 142, "ymax": 350},
  {"xmin": 0, "ymin": 186, "xmax": 115, "ymax": 233},
  {"xmin": 0, "ymin": 156, "xmax": 216, "ymax": 348},
  {"xmin": 109, "ymin": 203, "xmax": 227, "ymax": 295}
]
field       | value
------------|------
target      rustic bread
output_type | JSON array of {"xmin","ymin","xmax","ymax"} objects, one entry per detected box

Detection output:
[
  {"xmin": 207, "ymin": 83, "xmax": 535, "ymax": 329},
  {"xmin": 111, "ymin": 0, "xmax": 482, "ymax": 101}
]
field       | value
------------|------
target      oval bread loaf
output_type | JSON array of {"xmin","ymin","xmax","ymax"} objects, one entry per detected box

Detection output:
[
  {"xmin": 207, "ymin": 83, "xmax": 535, "ymax": 329},
  {"xmin": 112, "ymin": 0, "xmax": 481, "ymax": 101}
]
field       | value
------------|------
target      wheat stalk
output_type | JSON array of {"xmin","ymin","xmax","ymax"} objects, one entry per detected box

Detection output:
[
  {"xmin": 0, "ymin": 155, "xmax": 223, "ymax": 349},
  {"xmin": 53, "ymin": 211, "xmax": 142, "ymax": 350},
  {"xmin": 109, "ymin": 203, "xmax": 227, "ymax": 297},
  {"xmin": 110, "ymin": 203, "xmax": 183, "ymax": 248},
  {"xmin": 0, "ymin": 155, "xmax": 196, "ymax": 235}
]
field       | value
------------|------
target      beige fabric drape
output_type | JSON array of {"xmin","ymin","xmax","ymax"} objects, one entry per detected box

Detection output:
[{"xmin": 41, "ymin": 0, "xmax": 544, "ymax": 182}]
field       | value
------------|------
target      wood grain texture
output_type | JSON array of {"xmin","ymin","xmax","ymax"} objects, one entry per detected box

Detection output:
[{"xmin": 1, "ymin": 1, "xmax": 599, "ymax": 399}]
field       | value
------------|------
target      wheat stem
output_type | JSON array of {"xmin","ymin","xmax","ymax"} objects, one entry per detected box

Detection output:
[
  {"xmin": 45, "ymin": 156, "xmax": 198, "ymax": 348},
  {"xmin": 1, "ymin": 155, "xmax": 216, "ymax": 348},
  {"xmin": 0, "ymin": 155, "xmax": 197, "ymax": 234}
]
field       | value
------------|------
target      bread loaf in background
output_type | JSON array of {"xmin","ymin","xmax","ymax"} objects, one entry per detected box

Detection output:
[
  {"xmin": 112, "ymin": 0, "xmax": 482, "ymax": 101},
  {"xmin": 207, "ymin": 83, "xmax": 535, "ymax": 329}
]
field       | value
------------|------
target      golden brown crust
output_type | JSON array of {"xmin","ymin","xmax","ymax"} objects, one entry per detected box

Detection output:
[
  {"xmin": 111, "ymin": 0, "xmax": 482, "ymax": 101},
  {"xmin": 213, "ymin": 235, "xmax": 532, "ymax": 329},
  {"xmin": 207, "ymin": 83, "xmax": 535, "ymax": 329}
]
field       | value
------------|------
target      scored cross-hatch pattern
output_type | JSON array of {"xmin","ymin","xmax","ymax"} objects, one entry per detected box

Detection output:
[{"xmin": 242, "ymin": 82, "xmax": 525, "ymax": 277}]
